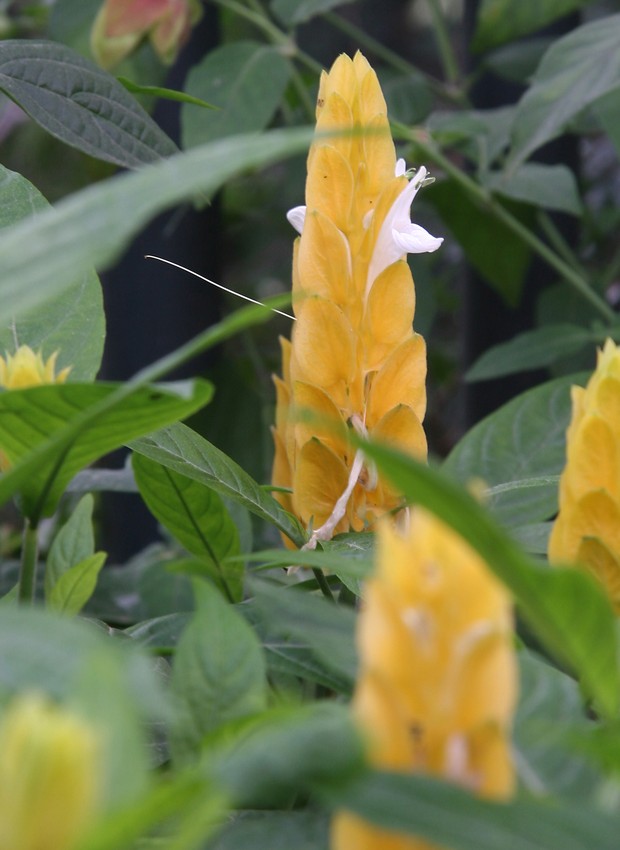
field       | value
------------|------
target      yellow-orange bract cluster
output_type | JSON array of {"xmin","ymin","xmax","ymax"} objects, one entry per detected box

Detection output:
[
  {"xmin": 0, "ymin": 345, "xmax": 70, "ymax": 390},
  {"xmin": 332, "ymin": 511, "xmax": 516, "ymax": 849},
  {"xmin": 0, "ymin": 693, "xmax": 101, "ymax": 850},
  {"xmin": 549, "ymin": 338, "xmax": 620, "ymax": 611},
  {"xmin": 272, "ymin": 52, "xmax": 442, "ymax": 544}
]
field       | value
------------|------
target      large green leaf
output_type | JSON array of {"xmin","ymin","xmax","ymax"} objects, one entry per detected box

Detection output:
[
  {"xmin": 0, "ymin": 40, "xmax": 176, "ymax": 167},
  {"xmin": 326, "ymin": 769, "xmax": 620, "ymax": 850},
  {"xmin": 0, "ymin": 379, "xmax": 212, "ymax": 521},
  {"xmin": 466, "ymin": 325, "xmax": 595, "ymax": 382},
  {"xmin": 132, "ymin": 454, "xmax": 243, "ymax": 603},
  {"xmin": 485, "ymin": 163, "xmax": 582, "ymax": 216},
  {"xmin": 0, "ymin": 165, "xmax": 104, "ymax": 381},
  {"xmin": 270, "ymin": 0, "xmax": 355, "ymax": 26},
  {"xmin": 170, "ymin": 580, "xmax": 268, "ymax": 765},
  {"xmin": 443, "ymin": 373, "xmax": 586, "ymax": 527},
  {"xmin": 362, "ymin": 441, "xmax": 620, "ymax": 719},
  {"xmin": 472, "ymin": 0, "xmax": 597, "ymax": 53},
  {"xmin": 207, "ymin": 811, "xmax": 329, "ymax": 850},
  {"xmin": 0, "ymin": 125, "xmax": 312, "ymax": 326},
  {"xmin": 509, "ymin": 14, "xmax": 620, "ymax": 168},
  {"xmin": 48, "ymin": 552, "xmax": 107, "ymax": 615},
  {"xmin": 45, "ymin": 493, "xmax": 96, "ymax": 597},
  {"xmin": 130, "ymin": 423, "xmax": 306, "ymax": 548},
  {"xmin": 182, "ymin": 42, "xmax": 291, "ymax": 147}
]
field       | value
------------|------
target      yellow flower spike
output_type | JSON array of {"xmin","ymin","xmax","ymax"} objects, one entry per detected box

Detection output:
[
  {"xmin": 549, "ymin": 338, "xmax": 620, "ymax": 611},
  {"xmin": 272, "ymin": 52, "xmax": 443, "ymax": 547},
  {"xmin": 0, "ymin": 345, "xmax": 71, "ymax": 390},
  {"xmin": 331, "ymin": 512, "xmax": 516, "ymax": 850},
  {"xmin": 0, "ymin": 692, "xmax": 101, "ymax": 850}
]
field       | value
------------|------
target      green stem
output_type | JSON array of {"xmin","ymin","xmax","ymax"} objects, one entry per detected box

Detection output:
[
  {"xmin": 312, "ymin": 567, "xmax": 335, "ymax": 601},
  {"xmin": 425, "ymin": 0, "xmax": 459, "ymax": 85},
  {"xmin": 324, "ymin": 11, "xmax": 468, "ymax": 107},
  {"xmin": 536, "ymin": 210, "xmax": 585, "ymax": 273},
  {"xmin": 18, "ymin": 519, "xmax": 39, "ymax": 604},
  {"xmin": 404, "ymin": 126, "xmax": 617, "ymax": 324}
]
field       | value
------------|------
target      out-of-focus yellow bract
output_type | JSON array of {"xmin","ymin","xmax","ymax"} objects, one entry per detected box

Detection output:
[
  {"xmin": 0, "ymin": 345, "xmax": 70, "ymax": 390},
  {"xmin": 332, "ymin": 511, "xmax": 516, "ymax": 849},
  {"xmin": 549, "ymin": 338, "xmax": 620, "ymax": 610},
  {"xmin": 0, "ymin": 692, "xmax": 101, "ymax": 850},
  {"xmin": 272, "ymin": 52, "xmax": 442, "ymax": 546}
]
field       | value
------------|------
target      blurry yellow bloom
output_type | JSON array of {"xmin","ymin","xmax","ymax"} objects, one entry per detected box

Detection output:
[
  {"xmin": 549, "ymin": 338, "xmax": 620, "ymax": 610},
  {"xmin": 272, "ymin": 52, "xmax": 442, "ymax": 546},
  {"xmin": 332, "ymin": 511, "xmax": 516, "ymax": 849},
  {"xmin": 0, "ymin": 345, "xmax": 71, "ymax": 390},
  {"xmin": 0, "ymin": 692, "xmax": 101, "ymax": 850}
]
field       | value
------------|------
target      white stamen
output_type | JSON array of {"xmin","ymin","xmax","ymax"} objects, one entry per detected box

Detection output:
[
  {"xmin": 302, "ymin": 449, "xmax": 365, "ymax": 550},
  {"xmin": 144, "ymin": 256, "xmax": 296, "ymax": 321}
]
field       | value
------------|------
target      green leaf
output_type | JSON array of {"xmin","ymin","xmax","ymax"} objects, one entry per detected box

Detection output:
[
  {"xmin": 0, "ymin": 40, "xmax": 177, "ymax": 167},
  {"xmin": 118, "ymin": 76, "xmax": 217, "ymax": 110},
  {"xmin": 486, "ymin": 163, "xmax": 583, "ymax": 216},
  {"xmin": 270, "ymin": 0, "xmax": 355, "ymax": 26},
  {"xmin": 0, "ymin": 165, "xmax": 104, "ymax": 382},
  {"xmin": 325, "ymin": 769, "xmax": 620, "ymax": 850},
  {"xmin": 207, "ymin": 811, "xmax": 329, "ymax": 850},
  {"xmin": 483, "ymin": 38, "xmax": 553, "ymax": 84},
  {"xmin": 514, "ymin": 650, "xmax": 599, "ymax": 798},
  {"xmin": 466, "ymin": 325, "xmax": 595, "ymax": 381},
  {"xmin": 361, "ymin": 440, "xmax": 620, "ymax": 719},
  {"xmin": 472, "ymin": 0, "xmax": 596, "ymax": 52},
  {"xmin": 430, "ymin": 177, "xmax": 532, "ymax": 306},
  {"xmin": 130, "ymin": 423, "xmax": 306, "ymax": 548},
  {"xmin": 48, "ymin": 551, "xmax": 107, "ymax": 615},
  {"xmin": 509, "ymin": 14, "xmax": 620, "ymax": 168},
  {"xmin": 182, "ymin": 42, "xmax": 291, "ymax": 147},
  {"xmin": 45, "ymin": 493, "xmax": 96, "ymax": 598},
  {"xmin": 443, "ymin": 373, "xmax": 586, "ymax": 527},
  {"xmin": 0, "ymin": 379, "xmax": 213, "ymax": 520},
  {"xmin": 126, "ymin": 612, "xmax": 192, "ymax": 651},
  {"xmin": 0, "ymin": 125, "xmax": 312, "ymax": 327},
  {"xmin": 132, "ymin": 454, "xmax": 243, "ymax": 603},
  {"xmin": 170, "ymin": 580, "xmax": 268, "ymax": 765}
]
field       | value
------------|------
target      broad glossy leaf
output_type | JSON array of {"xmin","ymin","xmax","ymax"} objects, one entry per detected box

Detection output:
[
  {"xmin": 0, "ymin": 126, "xmax": 312, "ymax": 326},
  {"xmin": 444, "ymin": 373, "xmax": 586, "ymax": 526},
  {"xmin": 0, "ymin": 40, "xmax": 176, "ymax": 166},
  {"xmin": 126, "ymin": 612, "xmax": 192, "ymax": 651},
  {"xmin": 130, "ymin": 423, "xmax": 306, "ymax": 548},
  {"xmin": 466, "ymin": 325, "xmax": 594, "ymax": 382},
  {"xmin": 486, "ymin": 163, "xmax": 582, "ymax": 216},
  {"xmin": 472, "ymin": 0, "xmax": 596, "ymax": 52},
  {"xmin": 45, "ymin": 493, "xmax": 96, "ymax": 597},
  {"xmin": 270, "ymin": 0, "xmax": 355, "ymax": 26},
  {"xmin": 0, "ymin": 165, "xmax": 104, "ymax": 381},
  {"xmin": 182, "ymin": 42, "xmax": 291, "ymax": 147},
  {"xmin": 207, "ymin": 811, "xmax": 329, "ymax": 850},
  {"xmin": 509, "ymin": 14, "xmax": 620, "ymax": 167},
  {"xmin": 0, "ymin": 379, "xmax": 212, "ymax": 520},
  {"xmin": 170, "ymin": 580, "xmax": 267, "ymax": 765},
  {"xmin": 326, "ymin": 769, "xmax": 620, "ymax": 850},
  {"xmin": 48, "ymin": 552, "xmax": 107, "ymax": 615},
  {"xmin": 132, "ymin": 454, "xmax": 243, "ymax": 603},
  {"xmin": 362, "ymin": 440, "xmax": 620, "ymax": 718}
]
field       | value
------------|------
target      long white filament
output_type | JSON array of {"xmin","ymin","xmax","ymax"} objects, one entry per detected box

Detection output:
[{"xmin": 144, "ymin": 255, "xmax": 296, "ymax": 321}]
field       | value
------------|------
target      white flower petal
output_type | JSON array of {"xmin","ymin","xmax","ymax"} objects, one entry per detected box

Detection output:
[
  {"xmin": 395, "ymin": 157, "xmax": 407, "ymax": 177},
  {"xmin": 392, "ymin": 224, "xmax": 443, "ymax": 254},
  {"xmin": 287, "ymin": 205, "xmax": 306, "ymax": 234}
]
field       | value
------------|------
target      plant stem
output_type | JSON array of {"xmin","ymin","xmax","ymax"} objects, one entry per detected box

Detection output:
[
  {"xmin": 425, "ymin": 0, "xmax": 459, "ymax": 85},
  {"xmin": 18, "ymin": 519, "xmax": 39, "ymax": 604},
  {"xmin": 404, "ymin": 126, "xmax": 617, "ymax": 324},
  {"xmin": 312, "ymin": 567, "xmax": 335, "ymax": 601}
]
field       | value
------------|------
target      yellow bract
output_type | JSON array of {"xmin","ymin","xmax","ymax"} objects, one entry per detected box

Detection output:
[
  {"xmin": 272, "ymin": 52, "xmax": 435, "ymax": 543},
  {"xmin": 0, "ymin": 345, "xmax": 70, "ymax": 390},
  {"xmin": 332, "ymin": 511, "xmax": 516, "ymax": 849},
  {"xmin": 0, "ymin": 693, "xmax": 101, "ymax": 850},
  {"xmin": 549, "ymin": 338, "xmax": 620, "ymax": 610}
]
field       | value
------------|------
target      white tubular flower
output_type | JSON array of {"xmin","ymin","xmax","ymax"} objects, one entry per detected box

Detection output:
[{"xmin": 286, "ymin": 205, "xmax": 306, "ymax": 235}]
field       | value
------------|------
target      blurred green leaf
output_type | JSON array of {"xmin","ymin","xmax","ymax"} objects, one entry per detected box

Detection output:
[
  {"xmin": 133, "ymin": 454, "xmax": 243, "ymax": 603},
  {"xmin": 362, "ymin": 441, "xmax": 620, "ymax": 718},
  {"xmin": 207, "ymin": 811, "xmax": 329, "ymax": 850},
  {"xmin": 381, "ymin": 71, "xmax": 433, "ymax": 126},
  {"xmin": 130, "ymin": 423, "xmax": 306, "ymax": 548},
  {"xmin": 593, "ymin": 87, "xmax": 620, "ymax": 159},
  {"xmin": 444, "ymin": 373, "xmax": 586, "ymax": 526},
  {"xmin": 483, "ymin": 38, "xmax": 553, "ymax": 84},
  {"xmin": 466, "ymin": 325, "xmax": 594, "ymax": 381},
  {"xmin": 45, "ymin": 493, "xmax": 96, "ymax": 597},
  {"xmin": 171, "ymin": 580, "xmax": 268, "ymax": 765},
  {"xmin": 472, "ymin": 0, "xmax": 596, "ymax": 52},
  {"xmin": 182, "ymin": 42, "xmax": 291, "ymax": 147},
  {"xmin": 118, "ymin": 76, "xmax": 217, "ymax": 109},
  {"xmin": 49, "ymin": 551, "xmax": 107, "ymax": 615},
  {"xmin": 0, "ymin": 165, "xmax": 104, "ymax": 381},
  {"xmin": 0, "ymin": 40, "xmax": 177, "ymax": 167},
  {"xmin": 509, "ymin": 14, "xmax": 620, "ymax": 168},
  {"xmin": 126, "ymin": 612, "xmax": 192, "ymax": 651},
  {"xmin": 0, "ymin": 126, "xmax": 312, "ymax": 327},
  {"xmin": 486, "ymin": 163, "xmax": 582, "ymax": 216},
  {"xmin": 270, "ymin": 0, "xmax": 355, "ymax": 26},
  {"xmin": 0, "ymin": 379, "xmax": 213, "ymax": 520}
]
